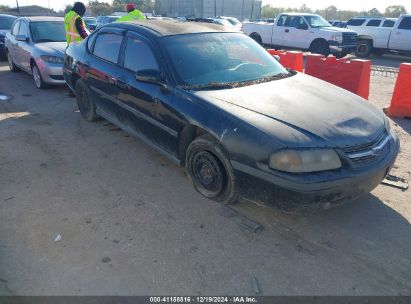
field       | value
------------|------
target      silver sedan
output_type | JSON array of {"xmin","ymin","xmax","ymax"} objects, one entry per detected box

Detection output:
[{"xmin": 5, "ymin": 16, "xmax": 66, "ymax": 89}]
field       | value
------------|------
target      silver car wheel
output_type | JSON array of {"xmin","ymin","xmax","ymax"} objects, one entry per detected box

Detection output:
[{"xmin": 32, "ymin": 65, "xmax": 42, "ymax": 88}]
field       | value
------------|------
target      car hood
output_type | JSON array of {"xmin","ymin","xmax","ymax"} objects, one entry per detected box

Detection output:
[
  {"xmin": 193, "ymin": 73, "xmax": 385, "ymax": 148},
  {"xmin": 320, "ymin": 26, "xmax": 356, "ymax": 34},
  {"xmin": 34, "ymin": 42, "xmax": 66, "ymax": 57}
]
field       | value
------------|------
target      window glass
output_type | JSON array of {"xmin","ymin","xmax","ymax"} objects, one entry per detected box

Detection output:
[
  {"xmin": 30, "ymin": 21, "xmax": 65, "ymax": 42},
  {"xmin": 304, "ymin": 15, "xmax": 331, "ymax": 28},
  {"xmin": 382, "ymin": 20, "xmax": 395, "ymax": 27},
  {"xmin": 124, "ymin": 37, "xmax": 158, "ymax": 72},
  {"xmin": 366, "ymin": 19, "xmax": 381, "ymax": 27},
  {"xmin": 276, "ymin": 15, "xmax": 287, "ymax": 27},
  {"xmin": 93, "ymin": 33, "xmax": 123, "ymax": 64},
  {"xmin": 347, "ymin": 19, "xmax": 366, "ymax": 26},
  {"xmin": 288, "ymin": 16, "xmax": 306, "ymax": 29},
  {"xmin": 18, "ymin": 21, "xmax": 29, "ymax": 36},
  {"xmin": 87, "ymin": 32, "xmax": 97, "ymax": 52},
  {"xmin": 0, "ymin": 16, "xmax": 16, "ymax": 30},
  {"xmin": 11, "ymin": 21, "xmax": 20, "ymax": 36},
  {"xmin": 398, "ymin": 17, "xmax": 411, "ymax": 30}
]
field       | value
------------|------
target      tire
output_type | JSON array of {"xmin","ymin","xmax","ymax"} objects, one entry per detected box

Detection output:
[
  {"xmin": 32, "ymin": 63, "xmax": 48, "ymax": 89},
  {"xmin": 336, "ymin": 52, "xmax": 347, "ymax": 59},
  {"xmin": 186, "ymin": 135, "xmax": 238, "ymax": 204},
  {"xmin": 75, "ymin": 78, "xmax": 99, "ymax": 122},
  {"xmin": 356, "ymin": 40, "xmax": 373, "ymax": 58},
  {"xmin": 309, "ymin": 40, "xmax": 330, "ymax": 56},
  {"xmin": 250, "ymin": 33, "xmax": 262, "ymax": 45},
  {"xmin": 7, "ymin": 51, "xmax": 19, "ymax": 72}
]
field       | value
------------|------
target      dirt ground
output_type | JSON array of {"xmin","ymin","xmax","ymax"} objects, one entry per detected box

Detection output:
[{"xmin": 0, "ymin": 56, "xmax": 410, "ymax": 295}]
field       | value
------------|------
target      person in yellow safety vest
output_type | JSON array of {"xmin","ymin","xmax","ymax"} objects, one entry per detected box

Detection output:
[
  {"xmin": 116, "ymin": 3, "xmax": 145, "ymax": 22},
  {"xmin": 64, "ymin": 2, "xmax": 89, "ymax": 45}
]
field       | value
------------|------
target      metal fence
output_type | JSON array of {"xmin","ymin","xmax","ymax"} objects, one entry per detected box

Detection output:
[{"xmin": 371, "ymin": 65, "xmax": 399, "ymax": 78}]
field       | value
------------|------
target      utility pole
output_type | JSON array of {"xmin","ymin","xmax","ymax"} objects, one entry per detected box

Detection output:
[
  {"xmin": 16, "ymin": 0, "xmax": 20, "ymax": 15},
  {"xmin": 47, "ymin": 0, "xmax": 51, "ymax": 15},
  {"xmin": 241, "ymin": 0, "xmax": 244, "ymax": 21},
  {"xmin": 214, "ymin": 0, "xmax": 217, "ymax": 17},
  {"xmin": 250, "ymin": 0, "xmax": 254, "ymax": 21}
]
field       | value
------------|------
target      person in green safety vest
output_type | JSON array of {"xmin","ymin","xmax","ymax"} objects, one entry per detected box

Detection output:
[
  {"xmin": 64, "ymin": 2, "xmax": 89, "ymax": 45},
  {"xmin": 116, "ymin": 3, "xmax": 145, "ymax": 22}
]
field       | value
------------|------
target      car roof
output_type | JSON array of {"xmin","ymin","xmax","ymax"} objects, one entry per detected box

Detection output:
[
  {"xmin": 0, "ymin": 14, "xmax": 17, "ymax": 18},
  {"xmin": 280, "ymin": 13, "xmax": 318, "ymax": 16},
  {"xmin": 115, "ymin": 20, "xmax": 235, "ymax": 36},
  {"xmin": 19, "ymin": 16, "xmax": 64, "ymax": 22}
]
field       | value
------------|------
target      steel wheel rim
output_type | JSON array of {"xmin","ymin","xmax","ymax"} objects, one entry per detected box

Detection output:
[
  {"xmin": 33, "ymin": 66, "xmax": 41, "ymax": 88},
  {"xmin": 192, "ymin": 151, "xmax": 224, "ymax": 197},
  {"xmin": 357, "ymin": 44, "xmax": 368, "ymax": 56}
]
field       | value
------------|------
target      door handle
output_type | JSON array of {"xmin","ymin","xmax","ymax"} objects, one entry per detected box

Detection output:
[
  {"xmin": 285, "ymin": 29, "xmax": 289, "ymax": 33},
  {"xmin": 117, "ymin": 77, "xmax": 129, "ymax": 89}
]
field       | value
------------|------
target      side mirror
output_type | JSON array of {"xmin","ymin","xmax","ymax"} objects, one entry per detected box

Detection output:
[
  {"xmin": 16, "ymin": 35, "xmax": 28, "ymax": 42},
  {"xmin": 135, "ymin": 69, "xmax": 162, "ymax": 85}
]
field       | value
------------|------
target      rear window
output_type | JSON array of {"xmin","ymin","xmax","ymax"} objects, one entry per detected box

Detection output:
[
  {"xmin": 398, "ymin": 17, "xmax": 411, "ymax": 30},
  {"xmin": 382, "ymin": 20, "xmax": 395, "ymax": 27},
  {"xmin": 93, "ymin": 33, "xmax": 123, "ymax": 64},
  {"xmin": 366, "ymin": 19, "xmax": 381, "ymax": 27},
  {"xmin": 347, "ymin": 19, "xmax": 366, "ymax": 26},
  {"xmin": 0, "ymin": 16, "xmax": 16, "ymax": 30}
]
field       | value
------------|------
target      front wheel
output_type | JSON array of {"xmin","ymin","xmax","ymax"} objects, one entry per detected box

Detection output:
[
  {"xmin": 32, "ymin": 64, "xmax": 48, "ymax": 89},
  {"xmin": 356, "ymin": 40, "xmax": 373, "ymax": 58},
  {"xmin": 309, "ymin": 40, "xmax": 330, "ymax": 56},
  {"xmin": 186, "ymin": 135, "xmax": 238, "ymax": 204}
]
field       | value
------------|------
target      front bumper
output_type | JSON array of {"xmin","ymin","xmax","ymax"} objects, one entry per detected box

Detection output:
[
  {"xmin": 232, "ymin": 133, "xmax": 400, "ymax": 213},
  {"xmin": 328, "ymin": 42, "xmax": 357, "ymax": 54},
  {"xmin": 35, "ymin": 58, "xmax": 65, "ymax": 85}
]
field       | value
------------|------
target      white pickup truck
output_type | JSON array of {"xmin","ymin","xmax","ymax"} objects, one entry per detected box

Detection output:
[
  {"xmin": 242, "ymin": 13, "xmax": 358, "ymax": 57},
  {"xmin": 346, "ymin": 15, "xmax": 411, "ymax": 57}
]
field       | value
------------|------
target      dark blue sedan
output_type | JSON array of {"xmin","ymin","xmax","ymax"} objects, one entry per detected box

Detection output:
[
  {"xmin": 64, "ymin": 20, "xmax": 399, "ymax": 213},
  {"xmin": 0, "ymin": 14, "xmax": 17, "ymax": 60}
]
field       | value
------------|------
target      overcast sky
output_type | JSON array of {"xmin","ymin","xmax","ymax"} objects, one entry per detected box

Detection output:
[{"xmin": 2, "ymin": 0, "xmax": 411, "ymax": 13}]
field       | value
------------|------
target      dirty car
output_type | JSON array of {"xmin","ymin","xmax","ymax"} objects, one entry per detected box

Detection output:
[{"xmin": 64, "ymin": 20, "xmax": 399, "ymax": 213}]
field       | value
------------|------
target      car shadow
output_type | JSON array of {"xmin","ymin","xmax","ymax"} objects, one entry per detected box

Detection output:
[
  {"xmin": 392, "ymin": 117, "xmax": 411, "ymax": 135},
  {"xmin": 232, "ymin": 192, "xmax": 411, "ymax": 290}
]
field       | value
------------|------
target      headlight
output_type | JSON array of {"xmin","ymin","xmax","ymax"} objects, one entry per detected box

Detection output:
[
  {"xmin": 40, "ymin": 55, "xmax": 64, "ymax": 64},
  {"xmin": 331, "ymin": 34, "xmax": 343, "ymax": 44},
  {"xmin": 269, "ymin": 149, "xmax": 341, "ymax": 173}
]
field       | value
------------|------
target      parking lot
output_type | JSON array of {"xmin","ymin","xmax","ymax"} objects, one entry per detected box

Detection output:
[{"xmin": 0, "ymin": 53, "xmax": 410, "ymax": 296}]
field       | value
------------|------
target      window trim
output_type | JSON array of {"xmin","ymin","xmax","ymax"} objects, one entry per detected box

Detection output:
[
  {"xmin": 18, "ymin": 20, "xmax": 29, "ymax": 38},
  {"xmin": 11, "ymin": 20, "xmax": 20, "ymax": 36},
  {"xmin": 120, "ymin": 32, "xmax": 161, "ymax": 74},
  {"xmin": 91, "ymin": 28, "xmax": 126, "ymax": 66}
]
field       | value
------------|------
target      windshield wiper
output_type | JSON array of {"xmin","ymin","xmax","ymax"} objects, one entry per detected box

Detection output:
[{"xmin": 181, "ymin": 71, "xmax": 295, "ymax": 91}]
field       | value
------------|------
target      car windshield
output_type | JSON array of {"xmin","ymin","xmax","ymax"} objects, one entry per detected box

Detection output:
[
  {"xmin": 214, "ymin": 19, "xmax": 233, "ymax": 27},
  {"xmin": 108, "ymin": 17, "xmax": 120, "ymax": 23},
  {"xmin": 85, "ymin": 19, "xmax": 96, "ymax": 25},
  {"xmin": 0, "ymin": 16, "xmax": 16, "ymax": 30},
  {"xmin": 226, "ymin": 18, "xmax": 240, "ymax": 25},
  {"xmin": 30, "ymin": 21, "xmax": 66, "ymax": 43},
  {"xmin": 304, "ymin": 15, "xmax": 332, "ymax": 28},
  {"xmin": 162, "ymin": 33, "xmax": 290, "ymax": 90}
]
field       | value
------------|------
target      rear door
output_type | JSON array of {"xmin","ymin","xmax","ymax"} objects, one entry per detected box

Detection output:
[
  {"xmin": 86, "ymin": 28, "xmax": 124, "ymax": 118},
  {"xmin": 389, "ymin": 16, "xmax": 411, "ymax": 51},
  {"xmin": 271, "ymin": 15, "xmax": 288, "ymax": 46},
  {"xmin": 116, "ymin": 32, "xmax": 180, "ymax": 157}
]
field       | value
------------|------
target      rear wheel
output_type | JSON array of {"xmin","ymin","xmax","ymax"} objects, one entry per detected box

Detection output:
[
  {"xmin": 309, "ymin": 40, "xmax": 330, "ymax": 56},
  {"xmin": 75, "ymin": 78, "xmax": 99, "ymax": 122},
  {"xmin": 32, "ymin": 64, "xmax": 48, "ymax": 89},
  {"xmin": 7, "ymin": 51, "xmax": 19, "ymax": 72},
  {"xmin": 186, "ymin": 135, "xmax": 238, "ymax": 204},
  {"xmin": 356, "ymin": 40, "xmax": 373, "ymax": 58}
]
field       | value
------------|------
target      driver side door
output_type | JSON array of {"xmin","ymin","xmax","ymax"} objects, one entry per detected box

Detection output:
[{"xmin": 283, "ymin": 16, "xmax": 311, "ymax": 49}]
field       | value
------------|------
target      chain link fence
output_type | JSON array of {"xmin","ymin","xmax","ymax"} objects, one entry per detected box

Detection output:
[{"xmin": 371, "ymin": 65, "xmax": 399, "ymax": 78}]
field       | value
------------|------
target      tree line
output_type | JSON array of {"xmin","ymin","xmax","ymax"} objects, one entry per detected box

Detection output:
[
  {"xmin": 65, "ymin": 0, "xmax": 155, "ymax": 15},
  {"xmin": 261, "ymin": 4, "xmax": 408, "ymax": 21}
]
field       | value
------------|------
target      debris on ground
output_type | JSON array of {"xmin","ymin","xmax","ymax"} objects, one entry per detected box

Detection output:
[
  {"xmin": 221, "ymin": 206, "xmax": 264, "ymax": 234},
  {"xmin": 381, "ymin": 174, "xmax": 409, "ymax": 190},
  {"xmin": 252, "ymin": 276, "xmax": 262, "ymax": 295},
  {"xmin": 54, "ymin": 234, "xmax": 62, "ymax": 242}
]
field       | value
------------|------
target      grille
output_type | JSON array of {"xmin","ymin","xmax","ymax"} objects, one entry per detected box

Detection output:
[
  {"xmin": 343, "ymin": 130, "xmax": 390, "ymax": 168},
  {"xmin": 49, "ymin": 75, "xmax": 64, "ymax": 80},
  {"xmin": 342, "ymin": 32, "xmax": 358, "ymax": 45}
]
